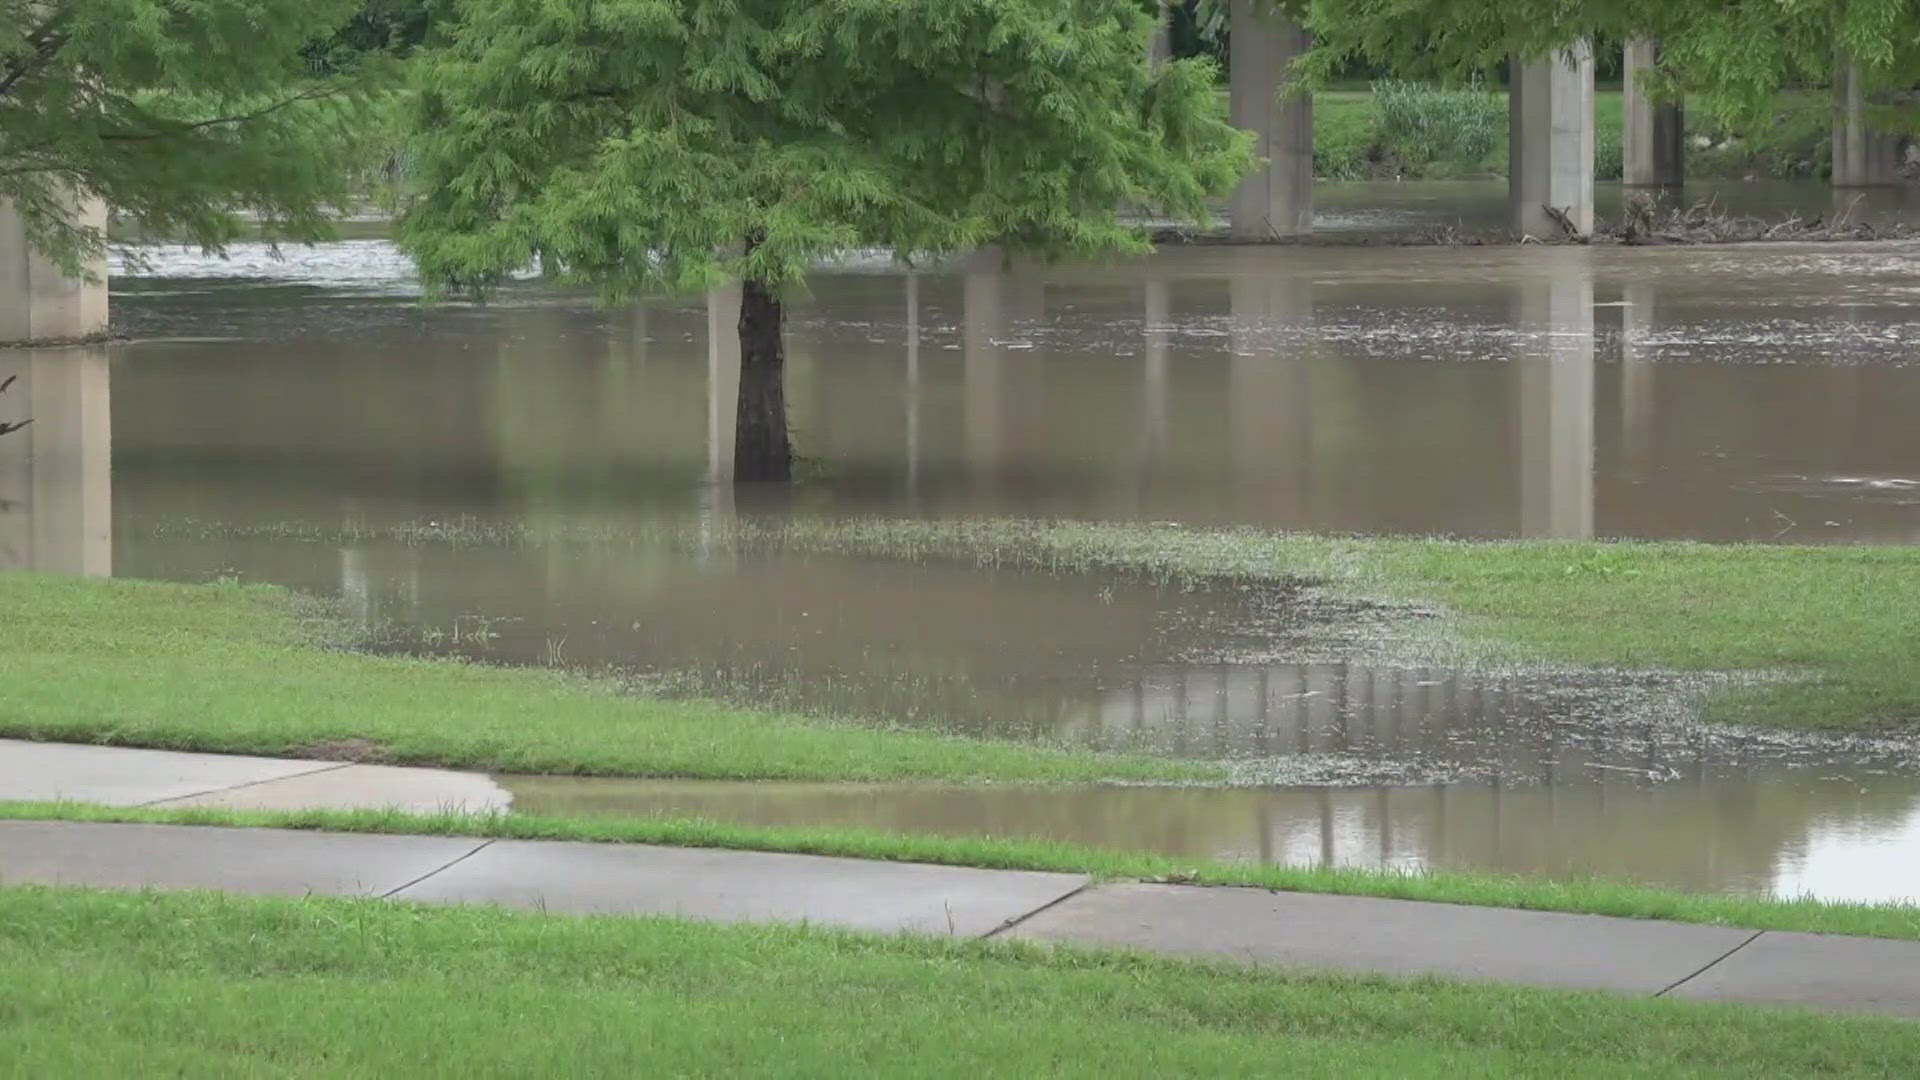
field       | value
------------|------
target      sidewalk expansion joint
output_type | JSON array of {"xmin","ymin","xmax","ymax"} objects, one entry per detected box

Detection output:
[
  {"xmin": 379, "ymin": 839, "xmax": 496, "ymax": 900},
  {"xmin": 1655, "ymin": 929, "xmax": 1765, "ymax": 997},
  {"xmin": 138, "ymin": 762, "xmax": 356, "ymax": 808},
  {"xmin": 980, "ymin": 881, "xmax": 1093, "ymax": 941}
]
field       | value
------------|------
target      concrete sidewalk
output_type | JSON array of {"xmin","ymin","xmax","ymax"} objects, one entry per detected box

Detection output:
[
  {"xmin": 0, "ymin": 738, "xmax": 509, "ymax": 813},
  {"xmin": 4, "ymin": 740, "xmax": 1920, "ymax": 1019}
]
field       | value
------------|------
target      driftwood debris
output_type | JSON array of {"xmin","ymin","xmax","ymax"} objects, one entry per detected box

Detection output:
[{"xmin": 1541, "ymin": 204, "xmax": 1589, "ymax": 242}]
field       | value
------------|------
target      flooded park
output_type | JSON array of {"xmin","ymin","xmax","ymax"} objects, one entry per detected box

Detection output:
[{"xmin": 6, "ymin": 183, "xmax": 1920, "ymax": 903}]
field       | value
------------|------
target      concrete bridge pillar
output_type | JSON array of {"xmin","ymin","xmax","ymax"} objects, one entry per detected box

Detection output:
[
  {"xmin": 1509, "ymin": 45, "xmax": 1595, "ymax": 238},
  {"xmin": 1622, "ymin": 40, "xmax": 1684, "ymax": 188},
  {"xmin": 1228, "ymin": 0, "xmax": 1312, "ymax": 239},
  {"xmin": 0, "ymin": 198, "xmax": 110, "ymax": 345},
  {"xmin": 1148, "ymin": 3, "xmax": 1173, "ymax": 69},
  {"xmin": 1833, "ymin": 54, "xmax": 1905, "ymax": 188}
]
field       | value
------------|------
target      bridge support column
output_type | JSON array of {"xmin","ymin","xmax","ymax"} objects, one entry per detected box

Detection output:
[
  {"xmin": 1228, "ymin": 0, "xmax": 1312, "ymax": 239},
  {"xmin": 1509, "ymin": 45, "xmax": 1594, "ymax": 238},
  {"xmin": 1148, "ymin": 3, "xmax": 1173, "ymax": 68},
  {"xmin": 1833, "ymin": 54, "xmax": 1905, "ymax": 188},
  {"xmin": 1623, "ymin": 40, "xmax": 1684, "ymax": 188},
  {"xmin": 0, "ymin": 198, "xmax": 109, "ymax": 345}
]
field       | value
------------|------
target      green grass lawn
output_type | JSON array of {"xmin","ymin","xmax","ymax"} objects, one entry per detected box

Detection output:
[
  {"xmin": 0, "ymin": 572, "xmax": 1214, "ymax": 784},
  {"xmin": 5, "ymin": 886, "xmax": 1915, "ymax": 1077},
  {"xmin": 10, "ymin": 801, "xmax": 1919, "ymax": 942}
]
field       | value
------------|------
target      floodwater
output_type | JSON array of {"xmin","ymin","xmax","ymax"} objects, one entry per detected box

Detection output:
[
  {"xmin": 7, "ymin": 181, "xmax": 1920, "ymax": 901},
  {"xmin": 503, "ymin": 773, "xmax": 1920, "ymax": 904}
]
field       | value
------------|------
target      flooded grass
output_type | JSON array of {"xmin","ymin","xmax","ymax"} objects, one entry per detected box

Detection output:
[
  {"xmin": 13, "ymin": 886, "xmax": 1920, "ymax": 1078},
  {"xmin": 139, "ymin": 513, "xmax": 1920, "ymax": 736},
  {"xmin": 1363, "ymin": 538, "xmax": 1920, "ymax": 733},
  {"xmin": 698, "ymin": 517, "xmax": 1920, "ymax": 735},
  {"xmin": 9, "ymin": 801, "xmax": 1919, "ymax": 941},
  {"xmin": 0, "ymin": 573, "xmax": 1216, "ymax": 784}
]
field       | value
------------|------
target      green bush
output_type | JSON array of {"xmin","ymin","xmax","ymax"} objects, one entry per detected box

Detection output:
[
  {"xmin": 1594, "ymin": 122, "xmax": 1623, "ymax": 181},
  {"xmin": 1312, "ymin": 92, "xmax": 1381, "ymax": 180},
  {"xmin": 1372, "ymin": 80, "xmax": 1505, "ymax": 176}
]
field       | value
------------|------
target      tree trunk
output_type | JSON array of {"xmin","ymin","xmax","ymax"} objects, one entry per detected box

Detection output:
[{"xmin": 733, "ymin": 276, "xmax": 792, "ymax": 482}]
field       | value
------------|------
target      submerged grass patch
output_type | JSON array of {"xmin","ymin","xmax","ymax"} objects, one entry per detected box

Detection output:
[
  {"xmin": 716, "ymin": 519, "xmax": 1920, "ymax": 734},
  {"xmin": 0, "ymin": 572, "xmax": 1215, "ymax": 784},
  {"xmin": 132, "ymin": 515, "xmax": 1920, "ymax": 733},
  {"xmin": 8, "ymin": 800, "xmax": 1919, "ymax": 942},
  {"xmin": 1361, "ymin": 540, "xmax": 1920, "ymax": 732},
  {"xmin": 10, "ymin": 886, "xmax": 1918, "ymax": 1077}
]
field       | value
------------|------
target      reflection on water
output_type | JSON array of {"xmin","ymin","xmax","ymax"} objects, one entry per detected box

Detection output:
[
  {"xmin": 109, "ymin": 240, "xmax": 1920, "ymax": 544},
  {"xmin": 0, "ymin": 349, "xmax": 111, "ymax": 575},
  {"xmin": 28, "ymin": 215, "xmax": 1920, "ymax": 902},
  {"xmin": 503, "ymin": 773, "xmax": 1920, "ymax": 904}
]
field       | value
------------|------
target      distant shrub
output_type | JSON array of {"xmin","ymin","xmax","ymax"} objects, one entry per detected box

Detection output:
[
  {"xmin": 1307, "ymin": 82, "xmax": 1826, "ymax": 183},
  {"xmin": 1372, "ymin": 80, "xmax": 1505, "ymax": 174},
  {"xmin": 1594, "ymin": 123, "xmax": 1623, "ymax": 181},
  {"xmin": 1688, "ymin": 95, "xmax": 1833, "ymax": 180},
  {"xmin": 1313, "ymin": 96, "xmax": 1382, "ymax": 180}
]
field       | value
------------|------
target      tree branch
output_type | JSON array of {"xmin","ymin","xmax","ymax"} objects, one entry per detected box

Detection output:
[
  {"xmin": 97, "ymin": 84, "xmax": 344, "ymax": 143},
  {"xmin": 0, "ymin": 10, "xmax": 75, "ymax": 100}
]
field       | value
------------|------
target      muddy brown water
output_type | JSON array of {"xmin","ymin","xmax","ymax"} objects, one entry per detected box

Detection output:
[
  {"xmin": 7, "ymin": 187, "xmax": 1920, "ymax": 901},
  {"xmin": 501, "ymin": 773, "xmax": 1920, "ymax": 904}
]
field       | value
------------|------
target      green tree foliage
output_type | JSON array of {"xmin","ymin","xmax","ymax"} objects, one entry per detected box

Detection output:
[
  {"xmin": 1290, "ymin": 0, "xmax": 1920, "ymax": 132},
  {"xmin": 1, "ymin": 0, "xmax": 385, "ymax": 276},
  {"xmin": 304, "ymin": 0, "xmax": 452, "ymax": 74},
  {"xmin": 398, "ymin": 0, "xmax": 1253, "ymax": 481}
]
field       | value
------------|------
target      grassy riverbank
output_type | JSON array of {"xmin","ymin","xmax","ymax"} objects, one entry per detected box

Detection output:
[
  {"xmin": 6, "ymin": 886, "xmax": 1915, "ymax": 1076},
  {"xmin": 8, "ymin": 802, "xmax": 1918, "ymax": 942},
  {"xmin": 0, "ymin": 573, "xmax": 1211, "ymax": 784}
]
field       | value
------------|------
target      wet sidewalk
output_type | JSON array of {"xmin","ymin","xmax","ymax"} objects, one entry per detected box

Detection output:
[
  {"xmin": 4, "ymin": 740, "xmax": 1920, "ymax": 1019},
  {"xmin": 0, "ymin": 738, "xmax": 511, "ymax": 813}
]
